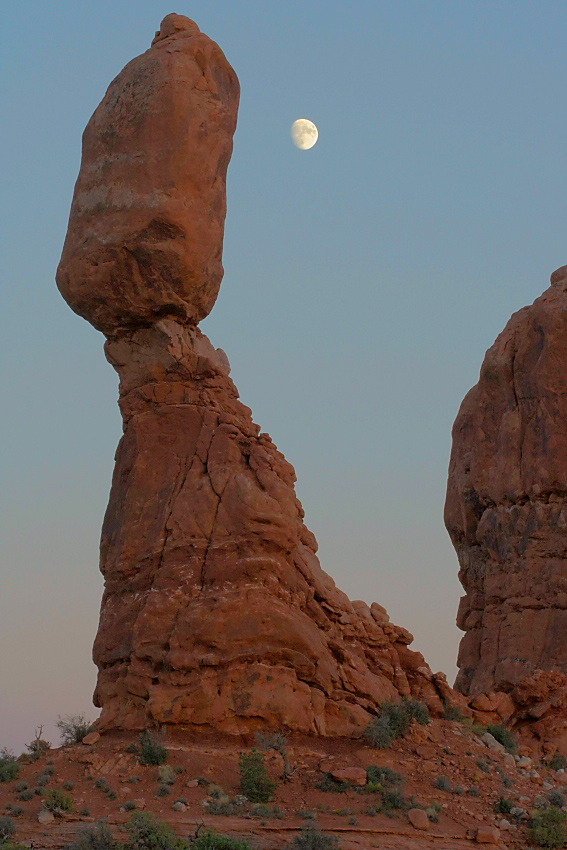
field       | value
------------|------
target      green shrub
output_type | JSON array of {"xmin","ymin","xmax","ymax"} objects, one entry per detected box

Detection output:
[
  {"xmin": 443, "ymin": 700, "xmax": 466, "ymax": 722},
  {"xmin": 156, "ymin": 783, "xmax": 170, "ymax": 797},
  {"xmin": 7, "ymin": 807, "xmax": 23, "ymax": 818},
  {"xmin": 68, "ymin": 820, "xmax": 115, "ymax": 850},
  {"xmin": 365, "ymin": 765, "xmax": 404, "ymax": 789},
  {"xmin": 0, "ymin": 751, "xmax": 20, "ymax": 784},
  {"xmin": 550, "ymin": 753, "xmax": 567, "ymax": 772},
  {"xmin": 363, "ymin": 715, "xmax": 395, "ymax": 749},
  {"xmin": 363, "ymin": 700, "xmax": 428, "ymax": 750},
  {"xmin": 426, "ymin": 803, "xmax": 442, "ymax": 823},
  {"xmin": 0, "ymin": 817, "xmax": 15, "ymax": 841},
  {"xmin": 467, "ymin": 787, "xmax": 480, "ymax": 797},
  {"xmin": 1, "ymin": 843, "xmax": 29, "ymax": 850},
  {"xmin": 486, "ymin": 724, "xmax": 517, "ymax": 754},
  {"xmin": 238, "ymin": 750, "xmax": 276, "ymax": 803},
  {"xmin": 314, "ymin": 773, "xmax": 349, "ymax": 793},
  {"xmin": 56, "ymin": 714, "xmax": 93, "ymax": 746},
  {"xmin": 43, "ymin": 788, "xmax": 74, "ymax": 813},
  {"xmin": 80, "ymin": 807, "xmax": 90, "ymax": 817},
  {"xmin": 18, "ymin": 790, "xmax": 33, "ymax": 802},
  {"xmin": 528, "ymin": 807, "xmax": 567, "ymax": 848},
  {"xmin": 452, "ymin": 786, "xmax": 464, "ymax": 796},
  {"xmin": 64, "ymin": 781, "xmax": 75, "ymax": 791},
  {"xmin": 95, "ymin": 778, "xmax": 110, "ymax": 793},
  {"xmin": 494, "ymin": 796, "xmax": 513, "ymax": 814},
  {"xmin": 476, "ymin": 759, "xmax": 490, "ymax": 773},
  {"xmin": 190, "ymin": 828, "xmax": 251, "ymax": 850},
  {"xmin": 381, "ymin": 790, "xmax": 406, "ymax": 812},
  {"xmin": 138, "ymin": 732, "xmax": 168, "ymax": 767},
  {"xmin": 501, "ymin": 774, "xmax": 514, "ymax": 788},
  {"xmin": 402, "ymin": 698, "xmax": 430, "ymax": 726},
  {"xmin": 208, "ymin": 799, "xmax": 243, "ymax": 816},
  {"xmin": 125, "ymin": 811, "xmax": 187, "ymax": 850},
  {"xmin": 13, "ymin": 782, "xmax": 27, "ymax": 793},
  {"xmin": 434, "ymin": 776, "xmax": 451, "ymax": 792},
  {"xmin": 249, "ymin": 804, "xmax": 284, "ymax": 819},
  {"xmin": 107, "ymin": 790, "xmax": 116, "ymax": 801},
  {"xmin": 124, "ymin": 801, "xmax": 137, "ymax": 812},
  {"xmin": 293, "ymin": 826, "xmax": 339, "ymax": 850}
]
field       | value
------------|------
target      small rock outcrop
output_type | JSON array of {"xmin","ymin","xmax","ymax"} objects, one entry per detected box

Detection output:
[
  {"xmin": 446, "ymin": 266, "xmax": 567, "ymax": 697},
  {"xmin": 58, "ymin": 14, "xmax": 460, "ymax": 736}
]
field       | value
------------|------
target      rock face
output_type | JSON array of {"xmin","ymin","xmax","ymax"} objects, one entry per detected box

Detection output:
[
  {"xmin": 446, "ymin": 266, "xmax": 567, "ymax": 696},
  {"xmin": 58, "ymin": 14, "xmax": 459, "ymax": 735}
]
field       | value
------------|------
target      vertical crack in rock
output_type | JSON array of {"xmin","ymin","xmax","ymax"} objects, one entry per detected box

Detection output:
[{"xmin": 58, "ymin": 13, "xmax": 462, "ymax": 735}]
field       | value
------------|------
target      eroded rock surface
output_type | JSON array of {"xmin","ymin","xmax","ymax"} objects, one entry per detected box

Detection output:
[
  {"xmin": 59, "ymin": 15, "xmax": 458, "ymax": 735},
  {"xmin": 446, "ymin": 267, "xmax": 567, "ymax": 696}
]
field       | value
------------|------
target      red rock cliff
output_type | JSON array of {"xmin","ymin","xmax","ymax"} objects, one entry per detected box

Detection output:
[
  {"xmin": 58, "ymin": 14, "xmax": 457, "ymax": 735},
  {"xmin": 446, "ymin": 266, "xmax": 567, "ymax": 696}
]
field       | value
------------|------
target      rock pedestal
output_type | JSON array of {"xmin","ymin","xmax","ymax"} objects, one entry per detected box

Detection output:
[
  {"xmin": 58, "ymin": 14, "xmax": 458, "ymax": 735},
  {"xmin": 446, "ymin": 266, "xmax": 567, "ymax": 695}
]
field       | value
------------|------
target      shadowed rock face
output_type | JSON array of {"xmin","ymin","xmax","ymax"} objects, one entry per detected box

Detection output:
[
  {"xmin": 58, "ymin": 15, "xmax": 460, "ymax": 734},
  {"xmin": 446, "ymin": 267, "xmax": 567, "ymax": 696},
  {"xmin": 56, "ymin": 14, "xmax": 239, "ymax": 336}
]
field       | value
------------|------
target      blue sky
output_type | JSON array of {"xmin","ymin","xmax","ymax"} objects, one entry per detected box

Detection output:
[{"xmin": 2, "ymin": 0, "xmax": 567, "ymax": 752}]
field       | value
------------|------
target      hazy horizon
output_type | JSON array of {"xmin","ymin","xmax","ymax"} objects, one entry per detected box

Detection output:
[{"xmin": 3, "ymin": 0, "xmax": 567, "ymax": 753}]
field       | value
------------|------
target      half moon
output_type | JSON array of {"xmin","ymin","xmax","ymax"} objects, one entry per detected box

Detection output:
[{"xmin": 291, "ymin": 118, "xmax": 318, "ymax": 150}]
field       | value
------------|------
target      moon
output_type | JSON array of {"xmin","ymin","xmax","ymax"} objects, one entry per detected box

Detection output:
[{"xmin": 291, "ymin": 118, "xmax": 318, "ymax": 150}]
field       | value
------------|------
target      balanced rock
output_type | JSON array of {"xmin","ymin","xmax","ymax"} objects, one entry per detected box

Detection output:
[
  {"xmin": 56, "ymin": 14, "xmax": 239, "ymax": 335},
  {"xmin": 58, "ymin": 15, "xmax": 459, "ymax": 736},
  {"xmin": 446, "ymin": 269, "xmax": 567, "ymax": 695}
]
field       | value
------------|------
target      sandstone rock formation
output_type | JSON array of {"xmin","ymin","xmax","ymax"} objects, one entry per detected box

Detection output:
[
  {"xmin": 446, "ymin": 266, "xmax": 567, "ymax": 697},
  {"xmin": 58, "ymin": 14, "xmax": 459, "ymax": 735}
]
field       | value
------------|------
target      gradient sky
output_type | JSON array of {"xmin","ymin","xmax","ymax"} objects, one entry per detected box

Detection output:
[{"xmin": 3, "ymin": 0, "xmax": 567, "ymax": 754}]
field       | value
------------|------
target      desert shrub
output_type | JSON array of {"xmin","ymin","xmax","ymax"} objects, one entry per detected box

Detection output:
[
  {"xmin": 43, "ymin": 765, "xmax": 55, "ymax": 777},
  {"xmin": 158, "ymin": 766, "xmax": 175, "ymax": 785},
  {"xmin": 494, "ymin": 796, "xmax": 513, "ymax": 814},
  {"xmin": 249, "ymin": 803, "xmax": 284, "ymax": 819},
  {"xmin": 452, "ymin": 786, "xmax": 464, "ymax": 796},
  {"xmin": 486, "ymin": 724, "xmax": 517, "ymax": 754},
  {"xmin": 381, "ymin": 790, "xmax": 406, "ymax": 812},
  {"xmin": 366, "ymin": 806, "xmax": 378, "ymax": 817},
  {"xmin": 238, "ymin": 750, "xmax": 276, "ymax": 803},
  {"xmin": 63, "ymin": 781, "xmax": 75, "ymax": 791},
  {"xmin": 56, "ymin": 714, "xmax": 93, "ymax": 746},
  {"xmin": 293, "ymin": 826, "xmax": 339, "ymax": 850},
  {"xmin": 124, "ymin": 801, "xmax": 137, "ymax": 812},
  {"xmin": 443, "ymin": 700, "xmax": 466, "ymax": 722},
  {"xmin": 127, "ymin": 776, "xmax": 139, "ymax": 784},
  {"xmin": 13, "ymin": 782, "xmax": 27, "ymax": 794},
  {"xmin": 1, "ymin": 844, "xmax": 28, "ymax": 850},
  {"xmin": 0, "ymin": 751, "xmax": 19, "ymax": 784},
  {"xmin": 426, "ymin": 803, "xmax": 442, "ymax": 823},
  {"xmin": 347, "ymin": 816, "xmax": 357, "ymax": 826},
  {"xmin": 467, "ymin": 786, "xmax": 480, "ymax": 797},
  {"xmin": 25, "ymin": 726, "xmax": 51, "ymax": 761},
  {"xmin": 550, "ymin": 753, "xmax": 567, "ymax": 772},
  {"xmin": 403, "ymin": 698, "xmax": 430, "ymax": 726},
  {"xmin": 7, "ymin": 807, "xmax": 23, "ymax": 818},
  {"xmin": 37, "ymin": 774, "xmax": 50, "ymax": 787},
  {"xmin": 94, "ymin": 778, "xmax": 110, "ymax": 793},
  {"xmin": 80, "ymin": 807, "xmax": 90, "ymax": 817},
  {"xmin": 0, "ymin": 817, "xmax": 15, "ymax": 841},
  {"xmin": 196, "ymin": 776, "xmax": 208, "ymax": 787},
  {"xmin": 107, "ymin": 790, "xmax": 116, "ymax": 801},
  {"xmin": 528, "ymin": 807, "xmax": 567, "ymax": 848},
  {"xmin": 363, "ymin": 700, "xmax": 428, "ymax": 750},
  {"xmin": 476, "ymin": 759, "xmax": 490, "ymax": 773},
  {"xmin": 296, "ymin": 809, "xmax": 316, "ymax": 820},
  {"xmin": 17, "ymin": 790, "xmax": 33, "ymax": 802},
  {"xmin": 126, "ymin": 744, "xmax": 138, "ymax": 755},
  {"xmin": 208, "ymin": 785, "xmax": 224, "ymax": 799},
  {"xmin": 125, "ymin": 811, "xmax": 187, "ymax": 850},
  {"xmin": 138, "ymin": 731, "xmax": 167, "ymax": 767},
  {"xmin": 156, "ymin": 783, "xmax": 170, "ymax": 797},
  {"xmin": 314, "ymin": 773, "xmax": 349, "ymax": 793},
  {"xmin": 365, "ymin": 765, "xmax": 404, "ymax": 789},
  {"xmin": 434, "ymin": 776, "xmax": 451, "ymax": 792},
  {"xmin": 68, "ymin": 820, "xmax": 115, "ymax": 850},
  {"xmin": 548, "ymin": 790, "xmax": 566, "ymax": 808},
  {"xmin": 363, "ymin": 715, "xmax": 395, "ymax": 749},
  {"xmin": 501, "ymin": 774, "xmax": 514, "ymax": 788},
  {"xmin": 43, "ymin": 788, "xmax": 74, "ymax": 813},
  {"xmin": 190, "ymin": 828, "xmax": 251, "ymax": 850}
]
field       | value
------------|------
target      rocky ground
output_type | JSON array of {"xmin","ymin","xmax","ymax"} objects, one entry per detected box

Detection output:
[{"xmin": 2, "ymin": 717, "xmax": 565, "ymax": 849}]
